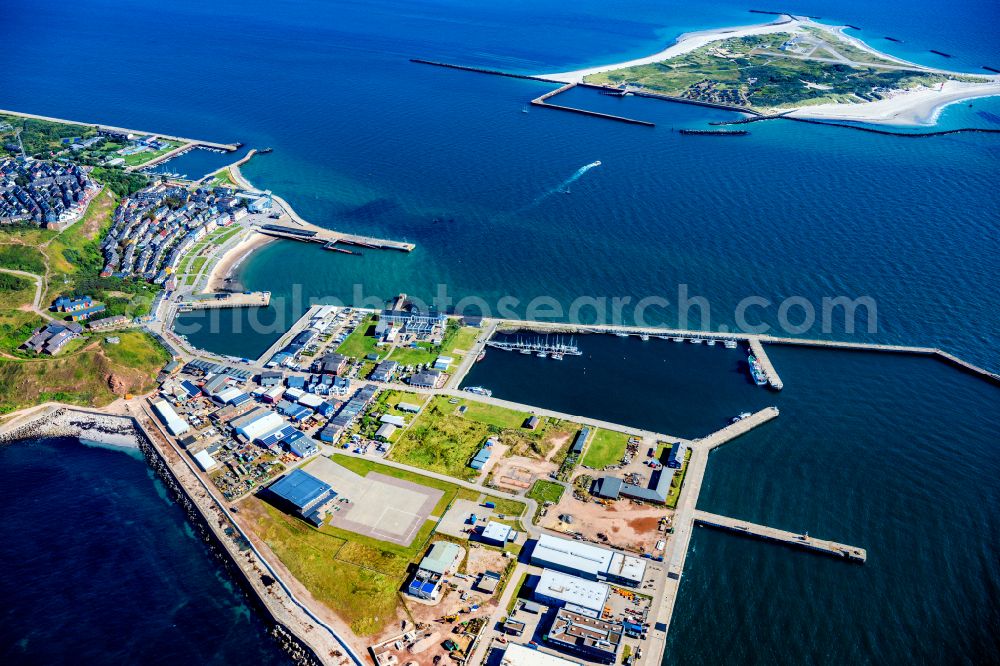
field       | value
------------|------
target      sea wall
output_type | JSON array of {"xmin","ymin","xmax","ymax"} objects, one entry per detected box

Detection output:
[{"xmin": 0, "ymin": 406, "xmax": 327, "ymax": 666}]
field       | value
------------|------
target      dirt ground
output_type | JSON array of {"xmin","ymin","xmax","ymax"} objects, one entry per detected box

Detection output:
[
  {"xmin": 540, "ymin": 492, "xmax": 673, "ymax": 553},
  {"xmin": 490, "ymin": 454, "xmax": 556, "ymax": 491},
  {"xmin": 464, "ymin": 544, "xmax": 508, "ymax": 578}
]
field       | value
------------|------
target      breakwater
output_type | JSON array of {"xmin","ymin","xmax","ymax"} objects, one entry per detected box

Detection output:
[
  {"xmin": 493, "ymin": 319, "xmax": 999, "ymax": 385},
  {"xmin": 678, "ymin": 129, "xmax": 749, "ymax": 136},
  {"xmin": 693, "ymin": 510, "xmax": 867, "ymax": 562},
  {"xmin": 409, "ymin": 58, "xmax": 562, "ymax": 83},
  {"xmin": 0, "ymin": 406, "xmax": 344, "ymax": 666}
]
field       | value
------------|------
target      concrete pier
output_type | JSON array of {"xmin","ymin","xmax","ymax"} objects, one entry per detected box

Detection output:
[
  {"xmin": 694, "ymin": 510, "xmax": 867, "ymax": 562},
  {"xmin": 256, "ymin": 305, "xmax": 322, "ymax": 366},
  {"xmin": 748, "ymin": 338, "xmax": 783, "ymax": 389},
  {"xmin": 699, "ymin": 406, "xmax": 780, "ymax": 450},
  {"xmin": 257, "ymin": 223, "xmax": 414, "ymax": 252},
  {"xmin": 177, "ymin": 291, "xmax": 270, "ymax": 310},
  {"xmin": 530, "ymin": 83, "xmax": 656, "ymax": 126}
]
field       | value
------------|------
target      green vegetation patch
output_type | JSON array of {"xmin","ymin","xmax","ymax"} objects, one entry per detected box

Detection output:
[
  {"xmin": 0, "ymin": 244, "xmax": 46, "ymax": 274},
  {"xmin": 0, "ymin": 329, "xmax": 168, "ymax": 414},
  {"xmin": 582, "ymin": 429, "xmax": 631, "ymax": 469},
  {"xmin": 335, "ymin": 314, "xmax": 381, "ymax": 359},
  {"xmin": 122, "ymin": 140, "xmax": 184, "ymax": 166},
  {"xmin": 387, "ymin": 320, "xmax": 480, "ymax": 367},
  {"xmin": 584, "ymin": 32, "xmax": 959, "ymax": 110},
  {"xmin": 0, "ymin": 114, "xmax": 96, "ymax": 157},
  {"xmin": 527, "ymin": 479, "xmax": 565, "ymax": 505},
  {"xmin": 247, "ymin": 498, "xmax": 401, "ymax": 636}
]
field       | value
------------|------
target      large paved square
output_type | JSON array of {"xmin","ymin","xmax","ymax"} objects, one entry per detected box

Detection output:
[{"xmin": 304, "ymin": 457, "xmax": 443, "ymax": 546}]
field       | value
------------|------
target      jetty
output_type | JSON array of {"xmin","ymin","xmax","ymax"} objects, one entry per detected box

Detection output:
[
  {"xmin": 257, "ymin": 223, "xmax": 413, "ymax": 252},
  {"xmin": 486, "ymin": 335, "xmax": 582, "ymax": 357},
  {"xmin": 700, "ymin": 406, "xmax": 780, "ymax": 450},
  {"xmin": 694, "ymin": 510, "xmax": 867, "ymax": 562},
  {"xmin": 531, "ymin": 83, "xmax": 655, "ymax": 126},
  {"xmin": 177, "ymin": 291, "xmax": 271, "ymax": 310},
  {"xmin": 748, "ymin": 338, "xmax": 783, "ymax": 389}
]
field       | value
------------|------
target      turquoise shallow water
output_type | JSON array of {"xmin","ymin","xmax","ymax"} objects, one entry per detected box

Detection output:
[{"xmin": 2, "ymin": 0, "xmax": 999, "ymax": 662}]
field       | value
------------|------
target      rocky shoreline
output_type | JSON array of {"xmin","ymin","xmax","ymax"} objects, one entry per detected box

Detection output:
[{"xmin": 0, "ymin": 406, "xmax": 327, "ymax": 666}]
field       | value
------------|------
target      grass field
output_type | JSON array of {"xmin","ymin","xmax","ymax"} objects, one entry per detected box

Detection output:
[
  {"xmin": 582, "ymin": 429, "xmax": 630, "ymax": 469},
  {"xmin": 0, "ymin": 272, "xmax": 36, "ymax": 309},
  {"xmin": 391, "ymin": 396, "xmax": 580, "ymax": 479},
  {"xmin": 335, "ymin": 315, "xmax": 381, "ymax": 360},
  {"xmin": 388, "ymin": 323, "xmax": 480, "ymax": 366},
  {"xmin": 388, "ymin": 396, "xmax": 492, "ymax": 480},
  {"xmin": 526, "ymin": 479, "xmax": 565, "ymax": 505},
  {"xmin": 244, "ymin": 497, "xmax": 407, "ymax": 636},
  {"xmin": 0, "ymin": 244, "xmax": 47, "ymax": 274}
]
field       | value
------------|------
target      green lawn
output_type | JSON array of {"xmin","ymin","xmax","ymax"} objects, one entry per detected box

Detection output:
[
  {"xmin": 246, "ymin": 497, "xmax": 407, "ymax": 636},
  {"xmin": 122, "ymin": 140, "xmax": 184, "ymax": 166},
  {"xmin": 388, "ymin": 396, "xmax": 491, "ymax": 481},
  {"xmin": 335, "ymin": 315, "xmax": 381, "ymax": 359},
  {"xmin": 0, "ymin": 244, "xmax": 47, "ymax": 274},
  {"xmin": 582, "ymin": 429, "xmax": 630, "ymax": 469},
  {"xmin": 388, "ymin": 322, "xmax": 480, "ymax": 367},
  {"xmin": 526, "ymin": 479, "xmax": 565, "ymax": 505},
  {"xmin": 391, "ymin": 396, "xmax": 580, "ymax": 477}
]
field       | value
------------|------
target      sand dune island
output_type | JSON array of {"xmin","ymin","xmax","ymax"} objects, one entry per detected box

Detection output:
[{"xmin": 542, "ymin": 16, "xmax": 1000, "ymax": 126}]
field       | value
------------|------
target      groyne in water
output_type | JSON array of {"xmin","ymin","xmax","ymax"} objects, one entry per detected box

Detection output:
[
  {"xmin": 0, "ymin": 407, "xmax": 339, "ymax": 666},
  {"xmin": 409, "ymin": 58, "xmax": 563, "ymax": 83},
  {"xmin": 783, "ymin": 118, "xmax": 1000, "ymax": 138},
  {"xmin": 409, "ymin": 59, "xmax": 1000, "ymax": 140}
]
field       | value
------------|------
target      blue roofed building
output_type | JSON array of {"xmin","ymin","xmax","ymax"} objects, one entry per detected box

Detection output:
[
  {"xmin": 267, "ymin": 469, "xmax": 337, "ymax": 526},
  {"xmin": 665, "ymin": 442, "xmax": 686, "ymax": 469},
  {"xmin": 407, "ymin": 541, "xmax": 460, "ymax": 600}
]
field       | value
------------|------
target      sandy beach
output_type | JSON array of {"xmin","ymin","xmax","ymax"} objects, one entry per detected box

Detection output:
[
  {"xmin": 787, "ymin": 79, "xmax": 1000, "ymax": 126},
  {"xmin": 540, "ymin": 16, "xmax": 1000, "ymax": 126},
  {"xmin": 540, "ymin": 17, "xmax": 796, "ymax": 83},
  {"xmin": 206, "ymin": 231, "xmax": 275, "ymax": 292}
]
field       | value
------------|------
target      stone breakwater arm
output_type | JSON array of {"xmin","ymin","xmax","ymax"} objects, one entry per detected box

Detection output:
[{"xmin": 693, "ymin": 510, "xmax": 867, "ymax": 562}]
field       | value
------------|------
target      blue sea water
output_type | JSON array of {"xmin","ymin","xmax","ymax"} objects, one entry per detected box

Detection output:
[
  {"xmin": 2, "ymin": 0, "xmax": 999, "ymax": 663},
  {"xmin": 0, "ymin": 437, "xmax": 287, "ymax": 665}
]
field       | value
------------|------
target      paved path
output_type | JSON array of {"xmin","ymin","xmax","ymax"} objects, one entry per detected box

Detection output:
[
  {"xmin": 0, "ymin": 268, "xmax": 51, "ymax": 321},
  {"xmin": 446, "ymin": 319, "xmax": 498, "ymax": 389}
]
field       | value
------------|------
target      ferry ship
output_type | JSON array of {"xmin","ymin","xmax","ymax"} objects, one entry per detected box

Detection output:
[{"xmin": 748, "ymin": 355, "xmax": 768, "ymax": 385}]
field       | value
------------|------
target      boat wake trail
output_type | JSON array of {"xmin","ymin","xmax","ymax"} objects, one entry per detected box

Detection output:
[{"xmin": 511, "ymin": 160, "xmax": 602, "ymax": 215}]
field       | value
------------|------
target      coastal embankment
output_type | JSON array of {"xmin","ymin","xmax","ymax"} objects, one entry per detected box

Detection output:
[
  {"xmin": 0, "ymin": 107, "xmax": 240, "ymax": 151},
  {"xmin": 0, "ymin": 404, "xmax": 359, "ymax": 666}
]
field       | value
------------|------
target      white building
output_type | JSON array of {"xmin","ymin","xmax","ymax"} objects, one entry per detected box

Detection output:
[
  {"xmin": 152, "ymin": 399, "xmax": 189, "ymax": 436},
  {"xmin": 231, "ymin": 407, "xmax": 285, "ymax": 441},
  {"xmin": 501, "ymin": 644, "xmax": 581, "ymax": 666},
  {"xmin": 530, "ymin": 533, "xmax": 645, "ymax": 586},
  {"xmin": 534, "ymin": 569, "xmax": 609, "ymax": 618}
]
